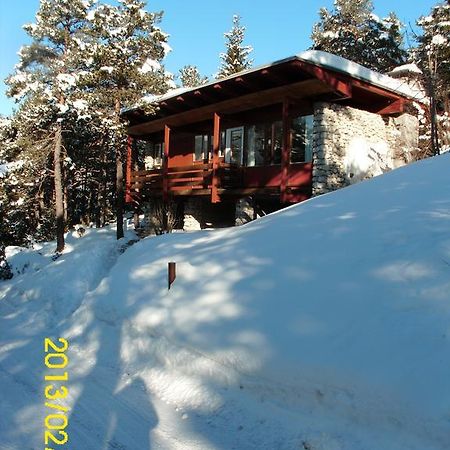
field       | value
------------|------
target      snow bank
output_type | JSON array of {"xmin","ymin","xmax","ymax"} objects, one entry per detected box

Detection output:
[{"xmin": 2, "ymin": 155, "xmax": 450, "ymax": 449}]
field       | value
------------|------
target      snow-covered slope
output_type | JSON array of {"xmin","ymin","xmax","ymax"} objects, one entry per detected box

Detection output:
[{"xmin": 1, "ymin": 154, "xmax": 450, "ymax": 450}]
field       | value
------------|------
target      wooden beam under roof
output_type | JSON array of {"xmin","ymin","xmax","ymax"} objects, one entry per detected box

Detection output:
[
  {"xmin": 260, "ymin": 68, "xmax": 290, "ymax": 85},
  {"xmin": 376, "ymin": 98, "xmax": 406, "ymax": 115},
  {"xmin": 213, "ymin": 82, "xmax": 236, "ymax": 98},
  {"xmin": 292, "ymin": 60, "xmax": 352, "ymax": 99},
  {"xmin": 175, "ymin": 95, "xmax": 198, "ymax": 108},
  {"xmin": 129, "ymin": 78, "xmax": 332, "ymax": 136},
  {"xmin": 160, "ymin": 101, "xmax": 183, "ymax": 114},
  {"xmin": 193, "ymin": 89, "xmax": 222, "ymax": 104}
]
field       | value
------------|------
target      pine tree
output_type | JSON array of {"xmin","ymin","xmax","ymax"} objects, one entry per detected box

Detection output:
[
  {"xmin": 5, "ymin": 0, "xmax": 94, "ymax": 252},
  {"xmin": 311, "ymin": 0, "xmax": 407, "ymax": 72},
  {"xmin": 3, "ymin": 0, "xmax": 174, "ymax": 246},
  {"xmin": 416, "ymin": 1, "xmax": 450, "ymax": 154},
  {"xmin": 84, "ymin": 0, "xmax": 174, "ymax": 239},
  {"xmin": 179, "ymin": 65, "xmax": 208, "ymax": 88},
  {"xmin": 217, "ymin": 15, "xmax": 253, "ymax": 78}
]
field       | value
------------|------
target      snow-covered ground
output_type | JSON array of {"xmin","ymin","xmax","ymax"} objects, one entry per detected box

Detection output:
[{"xmin": 1, "ymin": 154, "xmax": 450, "ymax": 449}]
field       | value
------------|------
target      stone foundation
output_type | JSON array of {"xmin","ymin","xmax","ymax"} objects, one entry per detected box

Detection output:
[
  {"xmin": 235, "ymin": 197, "xmax": 255, "ymax": 226},
  {"xmin": 183, "ymin": 198, "xmax": 203, "ymax": 231},
  {"xmin": 312, "ymin": 102, "xmax": 418, "ymax": 196}
]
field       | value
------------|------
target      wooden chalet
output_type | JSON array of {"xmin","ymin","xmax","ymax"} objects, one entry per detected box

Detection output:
[{"xmin": 122, "ymin": 51, "xmax": 419, "ymax": 230}]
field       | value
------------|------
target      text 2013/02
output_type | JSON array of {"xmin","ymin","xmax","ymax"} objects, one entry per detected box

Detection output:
[{"xmin": 44, "ymin": 338, "xmax": 69, "ymax": 449}]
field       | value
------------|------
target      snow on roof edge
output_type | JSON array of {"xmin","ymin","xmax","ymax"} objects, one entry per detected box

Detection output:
[
  {"xmin": 121, "ymin": 51, "xmax": 425, "ymax": 116},
  {"xmin": 295, "ymin": 51, "xmax": 425, "ymax": 102}
]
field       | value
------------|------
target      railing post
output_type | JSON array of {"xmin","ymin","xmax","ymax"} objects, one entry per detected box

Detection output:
[
  {"xmin": 168, "ymin": 262, "xmax": 176, "ymax": 289},
  {"xmin": 280, "ymin": 98, "xmax": 291, "ymax": 203},
  {"xmin": 163, "ymin": 125, "xmax": 170, "ymax": 203},
  {"xmin": 211, "ymin": 112, "xmax": 221, "ymax": 203},
  {"xmin": 125, "ymin": 136, "xmax": 134, "ymax": 203}
]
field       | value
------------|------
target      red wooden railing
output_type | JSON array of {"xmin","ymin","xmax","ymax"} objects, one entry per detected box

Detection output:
[
  {"xmin": 128, "ymin": 162, "xmax": 312, "ymax": 203},
  {"xmin": 130, "ymin": 163, "xmax": 241, "ymax": 191}
]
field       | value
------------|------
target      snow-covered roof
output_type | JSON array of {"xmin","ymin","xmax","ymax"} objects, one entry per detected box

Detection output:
[
  {"xmin": 389, "ymin": 63, "xmax": 423, "ymax": 76},
  {"xmin": 141, "ymin": 87, "xmax": 190, "ymax": 105},
  {"xmin": 123, "ymin": 50, "xmax": 425, "ymax": 116},
  {"xmin": 295, "ymin": 51, "xmax": 425, "ymax": 102}
]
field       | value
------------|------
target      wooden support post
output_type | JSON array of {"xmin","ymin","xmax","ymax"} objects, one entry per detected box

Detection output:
[
  {"xmin": 163, "ymin": 125, "xmax": 170, "ymax": 203},
  {"xmin": 168, "ymin": 262, "xmax": 176, "ymax": 290},
  {"xmin": 132, "ymin": 140, "xmax": 141, "ymax": 229},
  {"xmin": 125, "ymin": 136, "xmax": 134, "ymax": 204},
  {"xmin": 280, "ymin": 98, "xmax": 291, "ymax": 203},
  {"xmin": 211, "ymin": 112, "xmax": 221, "ymax": 203}
]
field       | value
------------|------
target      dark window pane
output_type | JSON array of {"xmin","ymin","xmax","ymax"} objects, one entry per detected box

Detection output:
[
  {"xmin": 273, "ymin": 121, "xmax": 282, "ymax": 165},
  {"xmin": 291, "ymin": 115, "xmax": 313, "ymax": 163},
  {"xmin": 220, "ymin": 131, "xmax": 226, "ymax": 156},
  {"xmin": 194, "ymin": 135, "xmax": 203, "ymax": 161}
]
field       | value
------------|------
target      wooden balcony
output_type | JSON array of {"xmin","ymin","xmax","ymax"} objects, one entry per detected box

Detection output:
[
  {"xmin": 129, "ymin": 163, "xmax": 239, "ymax": 197},
  {"xmin": 127, "ymin": 162, "xmax": 313, "ymax": 203}
]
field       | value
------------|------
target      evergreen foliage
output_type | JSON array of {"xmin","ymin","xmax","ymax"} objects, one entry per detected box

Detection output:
[
  {"xmin": 1, "ymin": 0, "xmax": 173, "ymax": 248},
  {"xmin": 179, "ymin": 65, "xmax": 208, "ymax": 88},
  {"xmin": 217, "ymin": 15, "xmax": 253, "ymax": 78},
  {"xmin": 5, "ymin": 0, "xmax": 94, "ymax": 251},
  {"xmin": 415, "ymin": 1, "xmax": 450, "ymax": 153},
  {"xmin": 311, "ymin": 0, "xmax": 407, "ymax": 72},
  {"xmin": 79, "ymin": 0, "xmax": 174, "ymax": 238}
]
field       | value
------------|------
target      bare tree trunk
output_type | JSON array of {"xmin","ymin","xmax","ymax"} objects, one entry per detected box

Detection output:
[
  {"xmin": 115, "ymin": 98, "xmax": 124, "ymax": 239},
  {"xmin": 427, "ymin": 54, "xmax": 440, "ymax": 156},
  {"xmin": 54, "ymin": 123, "xmax": 65, "ymax": 252},
  {"xmin": 99, "ymin": 148, "xmax": 107, "ymax": 227},
  {"xmin": 63, "ymin": 184, "xmax": 69, "ymax": 224},
  {"xmin": 35, "ymin": 189, "xmax": 43, "ymax": 223},
  {"xmin": 133, "ymin": 153, "xmax": 140, "ymax": 230}
]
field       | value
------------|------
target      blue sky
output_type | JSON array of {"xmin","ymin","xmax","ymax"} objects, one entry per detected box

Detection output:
[{"xmin": 0, "ymin": 0, "xmax": 438, "ymax": 116}]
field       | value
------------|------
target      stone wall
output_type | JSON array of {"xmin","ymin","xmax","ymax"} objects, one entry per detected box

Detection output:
[
  {"xmin": 183, "ymin": 198, "xmax": 203, "ymax": 231},
  {"xmin": 235, "ymin": 197, "xmax": 255, "ymax": 226},
  {"xmin": 312, "ymin": 102, "xmax": 418, "ymax": 196}
]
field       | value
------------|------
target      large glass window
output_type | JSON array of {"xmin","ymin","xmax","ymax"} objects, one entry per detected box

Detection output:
[
  {"xmin": 244, "ymin": 124, "xmax": 261, "ymax": 166},
  {"xmin": 272, "ymin": 121, "xmax": 282, "ymax": 165},
  {"xmin": 291, "ymin": 115, "xmax": 313, "ymax": 163},
  {"xmin": 194, "ymin": 134, "xmax": 225, "ymax": 160},
  {"xmin": 244, "ymin": 121, "xmax": 281, "ymax": 167},
  {"xmin": 143, "ymin": 141, "xmax": 164, "ymax": 169},
  {"xmin": 225, "ymin": 127, "xmax": 244, "ymax": 165},
  {"xmin": 194, "ymin": 134, "xmax": 210, "ymax": 161}
]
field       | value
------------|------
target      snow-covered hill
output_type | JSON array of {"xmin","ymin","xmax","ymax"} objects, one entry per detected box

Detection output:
[{"xmin": 1, "ymin": 154, "xmax": 450, "ymax": 450}]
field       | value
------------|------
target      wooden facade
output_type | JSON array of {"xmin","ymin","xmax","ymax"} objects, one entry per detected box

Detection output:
[{"xmin": 122, "ymin": 53, "xmax": 413, "ymax": 211}]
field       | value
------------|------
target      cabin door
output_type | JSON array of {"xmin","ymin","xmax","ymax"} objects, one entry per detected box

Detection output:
[{"xmin": 225, "ymin": 127, "xmax": 244, "ymax": 165}]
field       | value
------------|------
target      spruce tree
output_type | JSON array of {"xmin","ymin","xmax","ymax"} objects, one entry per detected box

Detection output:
[
  {"xmin": 179, "ymin": 65, "xmax": 208, "ymax": 88},
  {"xmin": 311, "ymin": 0, "xmax": 407, "ymax": 72},
  {"xmin": 217, "ymin": 15, "xmax": 253, "ymax": 78},
  {"xmin": 84, "ymin": 0, "xmax": 173, "ymax": 239}
]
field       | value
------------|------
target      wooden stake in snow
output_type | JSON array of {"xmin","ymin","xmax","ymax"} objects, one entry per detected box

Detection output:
[{"xmin": 168, "ymin": 262, "xmax": 176, "ymax": 290}]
